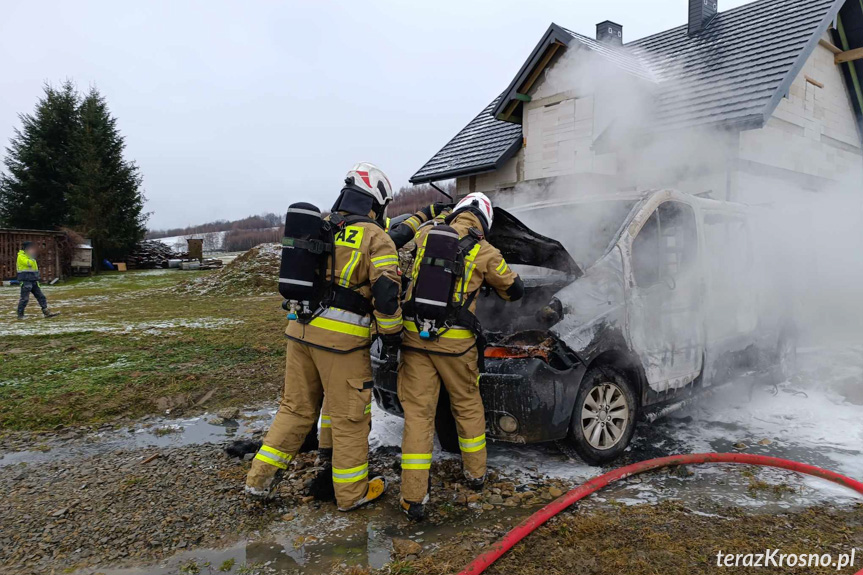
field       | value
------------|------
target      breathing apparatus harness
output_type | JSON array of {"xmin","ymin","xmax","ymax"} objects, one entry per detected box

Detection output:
[
  {"xmin": 279, "ymin": 189, "xmax": 383, "ymax": 325},
  {"xmin": 403, "ymin": 217, "xmax": 488, "ymax": 368}
]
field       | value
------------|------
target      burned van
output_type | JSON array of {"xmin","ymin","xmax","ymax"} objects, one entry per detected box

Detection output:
[{"xmin": 373, "ymin": 189, "xmax": 794, "ymax": 464}]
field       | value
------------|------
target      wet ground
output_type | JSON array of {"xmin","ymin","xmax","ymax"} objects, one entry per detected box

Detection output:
[{"xmin": 1, "ymin": 343, "xmax": 861, "ymax": 574}]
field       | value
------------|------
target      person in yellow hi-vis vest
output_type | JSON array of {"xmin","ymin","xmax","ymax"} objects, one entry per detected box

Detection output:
[
  {"xmin": 16, "ymin": 242, "xmax": 59, "ymax": 320},
  {"xmin": 245, "ymin": 163, "xmax": 403, "ymax": 512},
  {"xmin": 397, "ymin": 192, "xmax": 524, "ymax": 520}
]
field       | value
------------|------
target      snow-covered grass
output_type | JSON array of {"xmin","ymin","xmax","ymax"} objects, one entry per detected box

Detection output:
[{"xmin": 0, "ymin": 265, "xmax": 286, "ymax": 430}]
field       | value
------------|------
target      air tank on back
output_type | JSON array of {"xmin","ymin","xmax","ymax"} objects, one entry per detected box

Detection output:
[{"xmin": 279, "ymin": 202, "xmax": 325, "ymax": 319}]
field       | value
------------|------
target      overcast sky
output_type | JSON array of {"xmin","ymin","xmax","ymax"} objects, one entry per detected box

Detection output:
[{"xmin": 1, "ymin": 0, "xmax": 755, "ymax": 230}]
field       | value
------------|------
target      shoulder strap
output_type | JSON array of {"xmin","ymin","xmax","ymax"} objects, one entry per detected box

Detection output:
[{"xmin": 343, "ymin": 214, "xmax": 383, "ymax": 229}]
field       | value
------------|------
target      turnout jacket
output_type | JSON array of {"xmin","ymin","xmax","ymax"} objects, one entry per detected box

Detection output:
[
  {"xmin": 285, "ymin": 212, "xmax": 403, "ymax": 353},
  {"xmin": 403, "ymin": 211, "xmax": 522, "ymax": 356},
  {"xmin": 16, "ymin": 250, "xmax": 39, "ymax": 282}
]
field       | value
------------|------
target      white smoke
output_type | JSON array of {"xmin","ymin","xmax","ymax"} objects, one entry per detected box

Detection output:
[{"xmin": 507, "ymin": 35, "xmax": 863, "ymax": 349}]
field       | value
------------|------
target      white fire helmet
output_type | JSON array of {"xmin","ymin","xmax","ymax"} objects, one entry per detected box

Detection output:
[
  {"xmin": 344, "ymin": 162, "xmax": 394, "ymax": 211},
  {"xmin": 453, "ymin": 192, "xmax": 494, "ymax": 231}
]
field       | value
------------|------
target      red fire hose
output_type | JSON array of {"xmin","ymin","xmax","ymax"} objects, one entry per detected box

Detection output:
[{"xmin": 458, "ymin": 453, "xmax": 863, "ymax": 575}]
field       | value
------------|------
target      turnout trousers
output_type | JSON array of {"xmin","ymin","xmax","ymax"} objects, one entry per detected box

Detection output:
[
  {"xmin": 398, "ymin": 346, "xmax": 486, "ymax": 503},
  {"xmin": 247, "ymin": 339, "xmax": 373, "ymax": 509},
  {"xmin": 320, "ymin": 397, "xmax": 332, "ymax": 450}
]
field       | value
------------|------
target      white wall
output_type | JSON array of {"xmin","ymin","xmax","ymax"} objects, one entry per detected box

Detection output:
[
  {"xmin": 457, "ymin": 34, "xmax": 862, "ymax": 207},
  {"xmin": 737, "ymin": 32, "xmax": 863, "ymax": 204}
]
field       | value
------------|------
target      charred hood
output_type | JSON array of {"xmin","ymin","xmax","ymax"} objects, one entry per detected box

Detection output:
[{"xmin": 488, "ymin": 207, "xmax": 582, "ymax": 278}]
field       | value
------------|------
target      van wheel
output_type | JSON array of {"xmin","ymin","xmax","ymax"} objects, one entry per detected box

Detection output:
[
  {"xmin": 564, "ymin": 365, "xmax": 637, "ymax": 465},
  {"xmin": 435, "ymin": 386, "xmax": 460, "ymax": 454}
]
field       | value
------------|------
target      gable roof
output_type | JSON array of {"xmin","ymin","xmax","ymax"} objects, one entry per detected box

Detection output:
[
  {"xmin": 628, "ymin": 0, "xmax": 841, "ymax": 131},
  {"xmin": 411, "ymin": 0, "xmax": 850, "ymax": 184},
  {"xmin": 410, "ymin": 98, "xmax": 522, "ymax": 184}
]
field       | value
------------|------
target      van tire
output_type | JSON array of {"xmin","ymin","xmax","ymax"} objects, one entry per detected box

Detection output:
[
  {"xmin": 564, "ymin": 365, "xmax": 637, "ymax": 465},
  {"xmin": 435, "ymin": 386, "xmax": 461, "ymax": 454}
]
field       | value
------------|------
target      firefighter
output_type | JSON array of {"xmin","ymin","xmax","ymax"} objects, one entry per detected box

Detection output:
[
  {"xmin": 397, "ymin": 192, "xmax": 524, "ymax": 520},
  {"xmin": 245, "ymin": 162, "xmax": 403, "ymax": 512},
  {"xmin": 315, "ymin": 201, "xmax": 452, "ymax": 465},
  {"xmin": 16, "ymin": 242, "xmax": 59, "ymax": 320}
]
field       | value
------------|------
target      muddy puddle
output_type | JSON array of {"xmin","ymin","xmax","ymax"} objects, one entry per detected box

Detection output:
[
  {"xmin": 79, "ymin": 500, "xmax": 532, "ymax": 574},
  {"xmin": 0, "ymin": 408, "xmax": 274, "ymax": 467}
]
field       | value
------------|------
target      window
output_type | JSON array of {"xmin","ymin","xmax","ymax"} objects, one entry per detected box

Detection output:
[
  {"xmin": 632, "ymin": 211, "xmax": 660, "ymax": 287},
  {"xmin": 631, "ymin": 202, "xmax": 698, "ymax": 288}
]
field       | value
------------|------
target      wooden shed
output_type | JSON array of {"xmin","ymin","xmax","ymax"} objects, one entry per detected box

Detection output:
[{"xmin": 0, "ymin": 229, "xmax": 65, "ymax": 282}]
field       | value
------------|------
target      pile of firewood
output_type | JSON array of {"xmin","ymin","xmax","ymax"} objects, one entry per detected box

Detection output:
[{"xmin": 126, "ymin": 241, "xmax": 187, "ymax": 269}]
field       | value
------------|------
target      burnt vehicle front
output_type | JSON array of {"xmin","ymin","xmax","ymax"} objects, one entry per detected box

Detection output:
[{"xmin": 372, "ymin": 197, "xmax": 639, "ymax": 456}]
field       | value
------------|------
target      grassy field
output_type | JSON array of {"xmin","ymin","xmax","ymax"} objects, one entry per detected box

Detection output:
[{"xmin": 0, "ymin": 269, "xmax": 286, "ymax": 430}]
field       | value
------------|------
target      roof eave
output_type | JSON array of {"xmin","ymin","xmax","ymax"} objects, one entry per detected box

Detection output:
[
  {"xmin": 409, "ymin": 135, "xmax": 522, "ymax": 184},
  {"xmin": 762, "ymin": 0, "xmax": 846, "ymax": 124},
  {"xmin": 490, "ymin": 23, "xmax": 574, "ymax": 123}
]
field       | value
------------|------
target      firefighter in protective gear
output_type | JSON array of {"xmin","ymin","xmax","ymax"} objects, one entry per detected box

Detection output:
[
  {"xmin": 315, "ymin": 201, "xmax": 453, "ymax": 460},
  {"xmin": 246, "ymin": 162, "xmax": 403, "ymax": 512},
  {"xmin": 16, "ymin": 242, "xmax": 59, "ymax": 320},
  {"xmin": 397, "ymin": 192, "xmax": 524, "ymax": 520}
]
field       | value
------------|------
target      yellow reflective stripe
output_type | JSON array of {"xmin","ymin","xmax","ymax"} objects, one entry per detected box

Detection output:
[
  {"xmin": 371, "ymin": 255, "xmax": 399, "ymax": 268},
  {"xmin": 332, "ymin": 462, "xmax": 369, "ymax": 483},
  {"xmin": 401, "ymin": 453, "xmax": 433, "ymax": 470},
  {"xmin": 496, "ymin": 259, "xmax": 509, "ymax": 274},
  {"xmin": 454, "ymin": 244, "xmax": 481, "ymax": 302},
  {"xmin": 309, "ymin": 315, "xmax": 371, "ymax": 338},
  {"xmin": 458, "ymin": 434, "xmax": 486, "ymax": 453},
  {"xmin": 338, "ymin": 250, "xmax": 361, "ymax": 288},
  {"xmin": 255, "ymin": 445, "xmax": 292, "ymax": 469},
  {"xmin": 321, "ymin": 415, "xmax": 331, "ymax": 428},
  {"xmin": 404, "ymin": 322, "xmax": 473, "ymax": 339},
  {"xmin": 364, "ymin": 403, "xmax": 372, "ymax": 415},
  {"xmin": 376, "ymin": 315, "xmax": 403, "ymax": 329},
  {"xmin": 405, "ymin": 215, "xmax": 421, "ymax": 233},
  {"xmin": 410, "ymin": 234, "xmax": 428, "ymax": 281}
]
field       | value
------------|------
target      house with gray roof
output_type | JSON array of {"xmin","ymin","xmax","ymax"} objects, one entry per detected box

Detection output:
[{"xmin": 411, "ymin": 0, "xmax": 863, "ymax": 206}]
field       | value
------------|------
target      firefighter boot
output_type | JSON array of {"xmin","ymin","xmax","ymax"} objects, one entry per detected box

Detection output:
[
  {"xmin": 338, "ymin": 476, "xmax": 388, "ymax": 512},
  {"xmin": 245, "ymin": 444, "xmax": 293, "ymax": 500},
  {"xmin": 308, "ymin": 448, "xmax": 335, "ymax": 502},
  {"xmin": 400, "ymin": 496, "xmax": 428, "ymax": 521},
  {"xmin": 465, "ymin": 470, "xmax": 486, "ymax": 491},
  {"xmin": 315, "ymin": 447, "xmax": 332, "ymax": 467},
  {"xmin": 244, "ymin": 464, "xmax": 285, "ymax": 500}
]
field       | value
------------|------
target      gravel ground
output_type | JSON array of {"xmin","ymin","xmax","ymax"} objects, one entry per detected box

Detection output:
[
  {"xmin": 0, "ymin": 441, "xmax": 573, "ymax": 575},
  {"xmin": 0, "ymin": 444, "xmax": 271, "ymax": 574}
]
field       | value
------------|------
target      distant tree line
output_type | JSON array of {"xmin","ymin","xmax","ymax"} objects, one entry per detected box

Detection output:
[
  {"xmin": 146, "ymin": 213, "xmax": 282, "ymax": 240},
  {"xmin": 222, "ymin": 228, "xmax": 282, "ymax": 252},
  {"xmin": 389, "ymin": 182, "xmax": 456, "ymax": 216},
  {"xmin": 156, "ymin": 182, "xmax": 456, "ymax": 255},
  {"xmin": 0, "ymin": 81, "xmax": 147, "ymax": 264}
]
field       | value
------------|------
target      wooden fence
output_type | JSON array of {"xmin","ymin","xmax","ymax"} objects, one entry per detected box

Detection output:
[{"xmin": 0, "ymin": 229, "xmax": 65, "ymax": 282}]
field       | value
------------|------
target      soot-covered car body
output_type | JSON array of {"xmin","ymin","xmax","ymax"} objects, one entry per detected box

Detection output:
[{"xmin": 373, "ymin": 189, "xmax": 793, "ymax": 463}]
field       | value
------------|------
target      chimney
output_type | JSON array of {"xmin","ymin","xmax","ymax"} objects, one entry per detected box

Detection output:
[
  {"xmin": 596, "ymin": 21, "xmax": 623, "ymax": 46},
  {"xmin": 688, "ymin": 0, "xmax": 718, "ymax": 35}
]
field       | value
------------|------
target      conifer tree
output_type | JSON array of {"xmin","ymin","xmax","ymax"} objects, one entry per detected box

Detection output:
[
  {"xmin": 0, "ymin": 81, "xmax": 80, "ymax": 228},
  {"xmin": 69, "ymin": 88, "xmax": 147, "ymax": 262}
]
